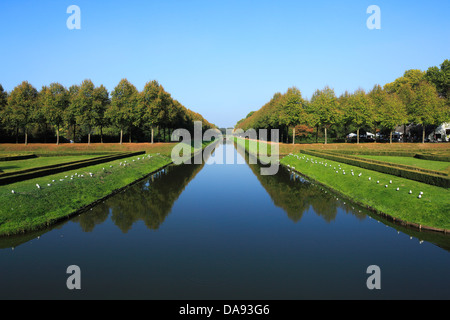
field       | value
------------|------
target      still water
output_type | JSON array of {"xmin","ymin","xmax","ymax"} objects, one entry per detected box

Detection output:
[{"xmin": 0, "ymin": 142, "xmax": 449, "ymax": 299}]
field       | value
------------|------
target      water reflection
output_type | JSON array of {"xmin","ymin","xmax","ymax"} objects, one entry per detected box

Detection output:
[{"xmin": 72, "ymin": 154, "xmax": 211, "ymax": 233}]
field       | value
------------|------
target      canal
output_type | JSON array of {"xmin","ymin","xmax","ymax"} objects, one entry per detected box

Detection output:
[{"xmin": 0, "ymin": 141, "xmax": 449, "ymax": 299}]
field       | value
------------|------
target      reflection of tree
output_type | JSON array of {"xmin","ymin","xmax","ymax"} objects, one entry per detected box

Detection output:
[
  {"xmin": 72, "ymin": 156, "xmax": 208, "ymax": 233},
  {"xmin": 236, "ymin": 143, "xmax": 339, "ymax": 223},
  {"xmin": 71, "ymin": 202, "xmax": 110, "ymax": 232}
]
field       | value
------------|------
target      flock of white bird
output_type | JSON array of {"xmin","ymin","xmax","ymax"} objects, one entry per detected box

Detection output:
[
  {"xmin": 10, "ymin": 153, "xmax": 159, "ymax": 195},
  {"xmin": 285, "ymin": 153, "xmax": 424, "ymax": 199}
]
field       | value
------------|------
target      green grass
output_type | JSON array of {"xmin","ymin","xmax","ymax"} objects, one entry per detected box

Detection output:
[
  {"xmin": 0, "ymin": 153, "xmax": 172, "ymax": 236},
  {"xmin": 281, "ymin": 153, "xmax": 450, "ymax": 231},
  {"xmin": 355, "ymin": 155, "xmax": 450, "ymax": 173},
  {"xmin": 0, "ymin": 155, "xmax": 99, "ymax": 173}
]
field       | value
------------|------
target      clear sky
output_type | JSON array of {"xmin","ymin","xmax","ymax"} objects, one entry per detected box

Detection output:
[{"xmin": 1, "ymin": 0, "xmax": 449, "ymax": 128}]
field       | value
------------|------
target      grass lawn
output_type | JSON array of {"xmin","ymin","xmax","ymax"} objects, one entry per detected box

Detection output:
[
  {"xmin": 355, "ymin": 155, "xmax": 450, "ymax": 173},
  {"xmin": 281, "ymin": 153, "xmax": 450, "ymax": 231}
]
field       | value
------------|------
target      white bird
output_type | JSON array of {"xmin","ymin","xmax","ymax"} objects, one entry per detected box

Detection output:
[
  {"xmin": 369, "ymin": 177, "xmax": 371, "ymax": 181},
  {"xmin": 420, "ymin": 191, "xmax": 423, "ymax": 195},
  {"xmin": 396, "ymin": 188, "xmax": 400, "ymax": 191},
  {"xmin": 418, "ymin": 194, "xmax": 422, "ymax": 199},
  {"xmin": 47, "ymin": 184, "xmax": 51, "ymax": 186},
  {"xmin": 11, "ymin": 190, "xmax": 15, "ymax": 194},
  {"xmin": 36, "ymin": 184, "xmax": 41, "ymax": 189},
  {"xmin": 385, "ymin": 185, "xmax": 388, "ymax": 188},
  {"xmin": 377, "ymin": 181, "xmax": 379, "ymax": 184},
  {"xmin": 409, "ymin": 190, "xmax": 412, "ymax": 194},
  {"xmin": 389, "ymin": 180, "xmax": 392, "ymax": 184}
]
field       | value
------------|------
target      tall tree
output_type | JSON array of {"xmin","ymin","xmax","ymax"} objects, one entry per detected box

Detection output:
[
  {"xmin": 344, "ymin": 89, "xmax": 374, "ymax": 144},
  {"xmin": 7, "ymin": 81, "xmax": 38, "ymax": 145},
  {"xmin": 0, "ymin": 85, "xmax": 7, "ymax": 133},
  {"xmin": 65, "ymin": 85, "xmax": 80, "ymax": 142},
  {"xmin": 108, "ymin": 79, "xmax": 139, "ymax": 144},
  {"xmin": 0, "ymin": 84, "xmax": 7, "ymax": 115},
  {"xmin": 40, "ymin": 83, "xmax": 69, "ymax": 145},
  {"xmin": 74, "ymin": 79, "xmax": 95, "ymax": 144},
  {"xmin": 278, "ymin": 87, "xmax": 305, "ymax": 144},
  {"xmin": 379, "ymin": 92, "xmax": 408, "ymax": 144},
  {"xmin": 411, "ymin": 81, "xmax": 445, "ymax": 143},
  {"xmin": 140, "ymin": 80, "xmax": 163, "ymax": 143},
  {"xmin": 92, "ymin": 85, "xmax": 110, "ymax": 143},
  {"xmin": 309, "ymin": 86, "xmax": 340, "ymax": 144},
  {"xmin": 425, "ymin": 59, "xmax": 449, "ymax": 99}
]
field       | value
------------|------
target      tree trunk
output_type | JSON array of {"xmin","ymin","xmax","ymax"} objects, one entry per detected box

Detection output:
[
  {"xmin": 403, "ymin": 124, "xmax": 407, "ymax": 143},
  {"xmin": 422, "ymin": 126, "xmax": 425, "ymax": 143},
  {"xmin": 151, "ymin": 127, "xmax": 154, "ymax": 144},
  {"xmin": 24, "ymin": 128, "xmax": 28, "ymax": 145},
  {"xmin": 292, "ymin": 127, "xmax": 295, "ymax": 145},
  {"xmin": 100, "ymin": 126, "xmax": 103, "ymax": 143},
  {"xmin": 56, "ymin": 125, "xmax": 60, "ymax": 145},
  {"xmin": 390, "ymin": 130, "xmax": 393, "ymax": 144},
  {"xmin": 88, "ymin": 133, "xmax": 91, "ymax": 145},
  {"xmin": 316, "ymin": 126, "xmax": 319, "ymax": 143},
  {"xmin": 120, "ymin": 129, "xmax": 123, "ymax": 145},
  {"xmin": 15, "ymin": 127, "xmax": 19, "ymax": 144},
  {"xmin": 324, "ymin": 127, "xmax": 327, "ymax": 144},
  {"xmin": 73, "ymin": 124, "xmax": 76, "ymax": 142},
  {"xmin": 357, "ymin": 128, "xmax": 360, "ymax": 144},
  {"xmin": 129, "ymin": 127, "xmax": 132, "ymax": 143}
]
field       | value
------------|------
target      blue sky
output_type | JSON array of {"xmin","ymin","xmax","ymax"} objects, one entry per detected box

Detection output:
[{"xmin": 1, "ymin": 0, "xmax": 449, "ymax": 128}]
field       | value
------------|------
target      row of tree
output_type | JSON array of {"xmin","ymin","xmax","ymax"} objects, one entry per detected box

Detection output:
[
  {"xmin": 0, "ymin": 79, "xmax": 215, "ymax": 144},
  {"xmin": 236, "ymin": 60, "xmax": 450, "ymax": 144}
]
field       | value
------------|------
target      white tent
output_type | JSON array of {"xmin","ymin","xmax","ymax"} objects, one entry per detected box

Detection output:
[{"xmin": 428, "ymin": 123, "xmax": 450, "ymax": 142}]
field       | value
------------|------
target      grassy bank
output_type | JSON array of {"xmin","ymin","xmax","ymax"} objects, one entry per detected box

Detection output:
[
  {"xmin": 281, "ymin": 153, "xmax": 450, "ymax": 232},
  {"xmin": 0, "ymin": 153, "xmax": 172, "ymax": 236}
]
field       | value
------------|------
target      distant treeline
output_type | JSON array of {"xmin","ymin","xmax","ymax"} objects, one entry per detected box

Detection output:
[
  {"xmin": 0, "ymin": 78, "xmax": 215, "ymax": 144},
  {"xmin": 236, "ymin": 60, "xmax": 450, "ymax": 144}
]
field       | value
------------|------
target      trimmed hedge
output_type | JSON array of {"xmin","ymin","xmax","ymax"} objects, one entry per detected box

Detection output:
[
  {"xmin": 319, "ymin": 150, "xmax": 448, "ymax": 177},
  {"xmin": 0, "ymin": 151, "xmax": 146, "ymax": 185},
  {"xmin": 325, "ymin": 150, "xmax": 417, "ymax": 157},
  {"xmin": 414, "ymin": 153, "xmax": 450, "ymax": 162},
  {"xmin": 325, "ymin": 149, "xmax": 450, "ymax": 162},
  {"xmin": 0, "ymin": 154, "xmax": 37, "ymax": 162},
  {"xmin": 301, "ymin": 149, "xmax": 450, "ymax": 188}
]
